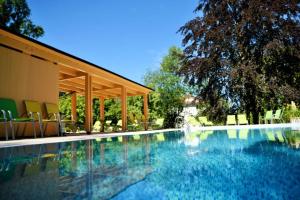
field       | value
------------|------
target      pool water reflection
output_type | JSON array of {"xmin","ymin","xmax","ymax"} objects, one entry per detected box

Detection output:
[{"xmin": 0, "ymin": 128, "xmax": 299, "ymax": 200}]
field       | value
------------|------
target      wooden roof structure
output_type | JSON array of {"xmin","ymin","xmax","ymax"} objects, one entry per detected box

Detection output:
[
  {"xmin": 0, "ymin": 27, "xmax": 152, "ymax": 133},
  {"xmin": 0, "ymin": 28, "xmax": 153, "ymax": 98}
]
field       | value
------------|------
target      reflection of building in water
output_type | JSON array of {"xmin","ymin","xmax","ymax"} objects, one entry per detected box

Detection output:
[{"xmin": 0, "ymin": 136, "xmax": 154, "ymax": 199}]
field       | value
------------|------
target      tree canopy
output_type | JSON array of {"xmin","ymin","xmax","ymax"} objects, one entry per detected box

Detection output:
[
  {"xmin": 179, "ymin": 0, "xmax": 300, "ymax": 123},
  {"xmin": 0, "ymin": 0, "xmax": 44, "ymax": 38},
  {"xmin": 144, "ymin": 46, "xmax": 189, "ymax": 128}
]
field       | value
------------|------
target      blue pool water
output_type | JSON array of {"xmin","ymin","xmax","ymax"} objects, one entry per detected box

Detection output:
[{"xmin": 0, "ymin": 128, "xmax": 299, "ymax": 200}]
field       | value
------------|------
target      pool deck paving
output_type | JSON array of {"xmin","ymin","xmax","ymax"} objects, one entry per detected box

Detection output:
[{"xmin": 0, "ymin": 123, "xmax": 299, "ymax": 148}]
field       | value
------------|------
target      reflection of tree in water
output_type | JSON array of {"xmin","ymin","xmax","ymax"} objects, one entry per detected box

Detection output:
[{"xmin": 285, "ymin": 130, "xmax": 300, "ymax": 149}]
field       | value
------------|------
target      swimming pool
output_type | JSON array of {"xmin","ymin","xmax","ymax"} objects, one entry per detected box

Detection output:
[{"xmin": 0, "ymin": 128, "xmax": 299, "ymax": 199}]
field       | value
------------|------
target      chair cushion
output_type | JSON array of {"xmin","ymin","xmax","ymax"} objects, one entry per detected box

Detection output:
[{"xmin": 0, "ymin": 98, "xmax": 19, "ymax": 118}]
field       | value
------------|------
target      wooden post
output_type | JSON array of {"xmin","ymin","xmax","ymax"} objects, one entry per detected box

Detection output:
[
  {"xmin": 143, "ymin": 94, "xmax": 149, "ymax": 130},
  {"xmin": 121, "ymin": 86, "xmax": 127, "ymax": 131},
  {"xmin": 71, "ymin": 92, "xmax": 77, "ymax": 122},
  {"xmin": 85, "ymin": 74, "xmax": 92, "ymax": 133},
  {"xmin": 99, "ymin": 97, "xmax": 105, "ymax": 132}
]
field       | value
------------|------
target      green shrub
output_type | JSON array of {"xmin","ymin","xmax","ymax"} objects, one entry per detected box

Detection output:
[{"xmin": 282, "ymin": 107, "xmax": 300, "ymax": 123}]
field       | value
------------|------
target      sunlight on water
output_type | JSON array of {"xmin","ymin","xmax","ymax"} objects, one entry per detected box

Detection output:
[{"xmin": 0, "ymin": 128, "xmax": 299, "ymax": 200}]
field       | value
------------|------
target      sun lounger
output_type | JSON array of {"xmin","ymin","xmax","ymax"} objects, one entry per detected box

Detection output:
[
  {"xmin": 45, "ymin": 103, "xmax": 76, "ymax": 134},
  {"xmin": 262, "ymin": 110, "xmax": 273, "ymax": 124},
  {"xmin": 226, "ymin": 115, "xmax": 236, "ymax": 125},
  {"xmin": 0, "ymin": 98, "xmax": 36, "ymax": 140},
  {"xmin": 187, "ymin": 116, "xmax": 201, "ymax": 126},
  {"xmin": 237, "ymin": 114, "xmax": 248, "ymax": 125},
  {"xmin": 273, "ymin": 109, "xmax": 283, "ymax": 123},
  {"xmin": 198, "ymin": 116, "xmax": 213, "ymax": 126},
  {"xmin": 24, "ymin": 100, "xmax": 59, "ymax": 137}
]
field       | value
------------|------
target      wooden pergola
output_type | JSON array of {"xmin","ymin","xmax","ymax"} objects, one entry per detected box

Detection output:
[
  {"xmin": 0, "ymin": 28, "xmax": 153, "ymax": 134},
  {"xmin": 58, "ymin": 62, "xmax": 152, "ymax": 133}
]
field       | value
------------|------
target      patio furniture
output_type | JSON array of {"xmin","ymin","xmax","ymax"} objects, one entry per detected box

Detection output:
[
  {"xmin": 187, "ymin": 116, "xmax": 201, "ymax": 126},
  {"xmin": 226, "ymin": 115, "xmax": 236, "ymax": 125},
  {"xmin": 105, "ymin": 120, "xmax": 113, "ymax": 131},
  {"xmin": 237, "ymin": 114, "xmax": 248, "ymax": 125},
  {"xmin": 0, "ymin": 112, "xmax": 8, "ymax": 140},
  {"xmin": 152, "ymin": 118, "xmax": 164, "ymax": 129},
  {"xmin": 261, "ymin": 110, "xmax": 273, "ymax": 124},
  {"xmin": 24, "ymin": 100, "xmax": 59, "ymax": 137},
  {"xmin": 93, "ymin": 121, "xmax": 101, "ymax": 132},
  {"xmin": 45, "ymin": 103, "xmax": 76, "ymax": 134},
  {"xmin": 116, "ymin": 120, "xmax": 122, "ymax": 131},
  {"xmin": 128, "ymin": 113, "xmax": 140, "ymax": 130},
  {"xmin": 198, "ymin": 116, "xmax": 213, "ymax": 126},
  {"xmin": 273, "ymin": 109, "xmax": 283, "ymax": 123},
  {"xmin": 0, "ymin": 98, "xmax": 36, "ymax": 140}
]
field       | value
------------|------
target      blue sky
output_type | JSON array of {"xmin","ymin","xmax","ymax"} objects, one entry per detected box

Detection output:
[{"xmin": 27, "ymin": 0, "xmax": 198, "ymax": 84}]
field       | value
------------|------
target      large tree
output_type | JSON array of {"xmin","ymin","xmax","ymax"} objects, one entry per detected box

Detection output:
[
  {"xmin": 0, "ymin": 0, "xmax": 44, "ymax": 38},
  {"xmin": 144, "ymin": 47, "xmax": 188, "ymax": 128},
  {"xmin": 179, "ymin": 0, "xmax": 300, "ymax": 123}
]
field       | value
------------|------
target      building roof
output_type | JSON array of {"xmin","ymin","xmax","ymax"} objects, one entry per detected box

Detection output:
[{"xmin": 0, "ymin": 27, "xmax": 153, "ymax": 98}]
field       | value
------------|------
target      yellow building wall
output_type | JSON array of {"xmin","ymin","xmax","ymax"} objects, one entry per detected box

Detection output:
[{"xmin": 0, "ymin": 46, "xmax": 59, "ymax": 137}]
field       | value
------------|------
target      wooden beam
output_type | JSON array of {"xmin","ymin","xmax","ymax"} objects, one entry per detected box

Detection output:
[
  {"xmin": 59, "ymin": 83, "xmax": 84, "ymax": 93},
  {"xmin": 71, "ymin": 92, "xmax": 77, "ymax": 123},
  {"xmin": 60, "ymin": 80, "xmax": 85, "ymax": 89},
  {"xmin": 121, "ymin": 86, "xmax": 127, "ymax": 131},
  {"xmin": 85, "ymin": 74, "xmax": 92, "ymax": 133},
  {"xmin": 99, "ymin": 97, "xmax": 105, "ymax": 132},
  {"xmin": 143, "ymin": 94, "xmax": 149, "ymax": 130},
  {"xmin": 59, "ymin": 73, "xmax": 85, "ymax": 81},
  {"xmin": 93, "ymin": 90, "xmax": 119, "ymax": 98}
]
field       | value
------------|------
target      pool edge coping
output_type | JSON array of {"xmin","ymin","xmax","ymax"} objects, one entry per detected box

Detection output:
[{"xmin": 0, "ymin": 123, "xmax": 299, "ymax": 148}]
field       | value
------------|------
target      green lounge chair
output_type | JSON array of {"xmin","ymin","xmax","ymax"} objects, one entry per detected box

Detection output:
[
  {"xmin": 187, "ymin": 116, "xmax": 201, "ymax": 126},
  {"xmin": 198, "ymin": 116, "xmax": 213, "ymax": 126},
  {"xmin": 128, "ymin": 113, "xmax": 140, "ymax": 130},
  {"xmin": 0, "ymin": 98, "xmax": 36, "ymax": 140},
  {"xmin": 273, "ymin": 109, "xmax": 283, "ymax": 123},
  {"xmin": 45, "ymin": 103, "xmax": 76, "ymax": 134},
  {"xmin": 153, "ymin": 118, "xmax": 164, "ymax": 129},
  {"xmin": 261, "ymin": 110, "xmax": 273, "ymax": 124},
  {"xmin": 24, "ymin": 100, "xmax": 59, "ymax": 137},
  {"xmin": 226, "ymin": 115, "xmax": 236, "ymax": 125},
  {"xmin": 116, "ymin": 120, "xmax": 122, "ymax": 131},
  {"xmin": 105, "ymin": 120, "xmax": 113, "ymax": 132},
  {"xmin": 237, "ymin": 114, "xmax": 248, "ymax": 125},
  {"xmin": 93, "ymin": 121, "xmax": 101, "ymax": 132}
]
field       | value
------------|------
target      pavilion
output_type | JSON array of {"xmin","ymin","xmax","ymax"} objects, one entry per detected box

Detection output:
[{"xmin": 0, "ymin": 28, "xmax": 152, "ymax": 137}]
